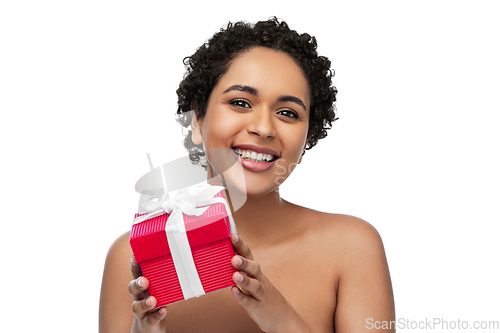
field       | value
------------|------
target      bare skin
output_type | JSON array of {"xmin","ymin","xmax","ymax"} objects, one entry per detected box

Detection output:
[
  {"xmin": 99, "ymin": 47, "xmax": 395, "ymax": 332},
  {"xmin": 100, "ymin": 197, "xmax": 394, "ymax": 332}
]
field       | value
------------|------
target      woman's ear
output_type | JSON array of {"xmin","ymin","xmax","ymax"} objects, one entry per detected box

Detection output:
[{"xmin": 190, "ymin": 107, "xmax": 203, "ymax": 145}]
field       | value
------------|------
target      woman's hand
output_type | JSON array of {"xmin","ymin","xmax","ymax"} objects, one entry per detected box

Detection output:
[
  {"xmin": 230, "ymin": 234, "xmax": 312, "ymax": 333},
  {"xmin": 129, "ymin": 256, "xmax": 168, "ymax": 333}
]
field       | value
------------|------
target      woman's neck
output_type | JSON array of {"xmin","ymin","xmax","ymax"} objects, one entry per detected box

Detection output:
[
  {"xmin": 230, "ymin": 188, "xmax": 293, "ymax": 248},
  {"xmin": 207, "ymin": 164, "xmax": 293, "ymax": 247}
]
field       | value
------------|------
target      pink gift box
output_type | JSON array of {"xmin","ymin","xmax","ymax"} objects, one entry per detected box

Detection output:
[{"xmin": 129, "ymin": 191, "xmax": 237, "ymax": 307}]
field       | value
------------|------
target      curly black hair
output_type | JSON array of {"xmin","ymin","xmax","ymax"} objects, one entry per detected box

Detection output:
[{"xmin": 176, "ymin": 17, "xmax": 338, "ymax": 168}]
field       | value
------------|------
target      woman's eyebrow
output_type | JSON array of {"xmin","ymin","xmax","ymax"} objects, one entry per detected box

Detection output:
[
  {"xmin": 278, "ymin": 95, "xmax": 307, "ymax": 112},
  {"xmin": 223, "ymin": 84, "xmax": 258, "ymax": 95}
]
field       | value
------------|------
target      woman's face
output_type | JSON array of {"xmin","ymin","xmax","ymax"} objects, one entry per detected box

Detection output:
[{"xmin": 193, "ymin": 47, "xmax": 310, "ymax": 197}]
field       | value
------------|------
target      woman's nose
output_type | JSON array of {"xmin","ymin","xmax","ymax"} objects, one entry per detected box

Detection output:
[{"xmin": 246, "ymin": 108, "xmax": 276, "ymax": 139}]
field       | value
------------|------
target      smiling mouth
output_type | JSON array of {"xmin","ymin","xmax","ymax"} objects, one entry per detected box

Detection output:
[{"xmin": 232, "ymin": 148, "xmax": 278, "ymax": 163}]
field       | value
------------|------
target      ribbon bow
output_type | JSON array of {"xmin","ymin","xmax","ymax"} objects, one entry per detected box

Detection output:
[
  {"xmin": 133, "ymin": 182, "xmax": 225, "ymax": 225},
  {"xmin": 132, "ymin": 181, "xmax": 235, "ymax": 301}
]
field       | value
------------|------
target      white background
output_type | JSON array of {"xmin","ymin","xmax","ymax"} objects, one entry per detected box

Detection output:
[{"xmin": 1, "ymin": 1, "xmax": 499, "ymax": 331}]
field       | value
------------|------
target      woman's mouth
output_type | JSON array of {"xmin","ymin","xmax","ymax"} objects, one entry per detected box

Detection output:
[{"xmin": 232, "ymin": 147, "xmax": 278, "ymax": 172}]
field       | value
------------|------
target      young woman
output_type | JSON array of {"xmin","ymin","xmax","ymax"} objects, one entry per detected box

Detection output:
[{"xmin": 99, "ymin": 18, "xmax": 395, "ymax": 332}]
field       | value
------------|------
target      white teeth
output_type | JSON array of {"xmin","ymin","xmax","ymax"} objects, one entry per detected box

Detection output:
[{"xmin": 233, "ymin": 148, "xmax": 275, "ymax": 163}]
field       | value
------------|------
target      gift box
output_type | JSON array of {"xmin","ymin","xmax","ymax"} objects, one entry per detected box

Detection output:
[{"xmin": 130, "ymin": 189, "xmax": 237, "ymax": 307}]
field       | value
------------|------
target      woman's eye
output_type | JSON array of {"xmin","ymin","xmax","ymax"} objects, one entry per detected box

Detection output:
[
  {"xmin": 229, "ymin": 99, "xmax": 251, "ymax": 108},
  {"xmin": 277, "ymin": 110, "xmax": 298, "ymax": 118}
]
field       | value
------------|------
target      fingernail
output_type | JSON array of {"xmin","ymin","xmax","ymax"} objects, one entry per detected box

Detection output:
[
  {"xmin": 234, "ymin": 286, "xmax": 240, "ymax": 294},
  {"xmin": 159, "ymin": 307, "xmax": 166, "ymax": 314},
  {"xmin": 146, "ymin": 297, "xmax": 152, "ymax": 307},
  {"xmin": 236, "ymin": 272, "xmax": 244, "ymax": 282},
  {"xmin": 136, "ymin": 277, "xmax": 143, "ymax": 289},
  {"xmin": 235, "ymin": 256, "xmax": 243, "ymax": 266},
  {"xmin": 233, "ymin": 234, "xmax": 239, "ymax": 243}
]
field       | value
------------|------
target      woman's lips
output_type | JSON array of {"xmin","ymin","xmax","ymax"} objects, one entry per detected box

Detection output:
[{"xmin": 239, "ymin": 156, "xmax": 276, "ymax": 172}]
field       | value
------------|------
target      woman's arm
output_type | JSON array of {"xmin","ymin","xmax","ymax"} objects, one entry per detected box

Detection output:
[
  {"xmin": 99, "ymin": 232, "xmax": 135, "ymax": 332},
  {"xmin": 99, "ymin": 232, "xmax": 167, "ymax": 333},
  {"xmin": 334, "ymin": 218, "xmax": 395, "ymax": 332}
]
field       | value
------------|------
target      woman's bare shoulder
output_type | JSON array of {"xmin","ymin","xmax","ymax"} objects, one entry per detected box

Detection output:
[
  {"xmin": 101, "ymin": 230, "xmax": 133, "ymax": 290},
  {"xmin": 288, "ymin": 202, "xmax": 383, "ymax": 246},
  {"xmin": 100, "ymin": 231, "xmax": 133, "ymax": 306},
  {"xmin": 104, "ymin": 230, "xmax": 133, "ymax": 265},
  {"xmin": 286, "ymin": 202, "xmax": 388, "ymax": 271}
]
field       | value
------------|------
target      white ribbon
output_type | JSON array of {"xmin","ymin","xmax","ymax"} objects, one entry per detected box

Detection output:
[{"xmin": 133, "ymin": 182, "xmax": 236, "ymax": 300}]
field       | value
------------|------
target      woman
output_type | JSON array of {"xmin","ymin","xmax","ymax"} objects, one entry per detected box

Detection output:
[{"xmin": 100, "ymin": 18, "xmax": 395, "ymax": 332}]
